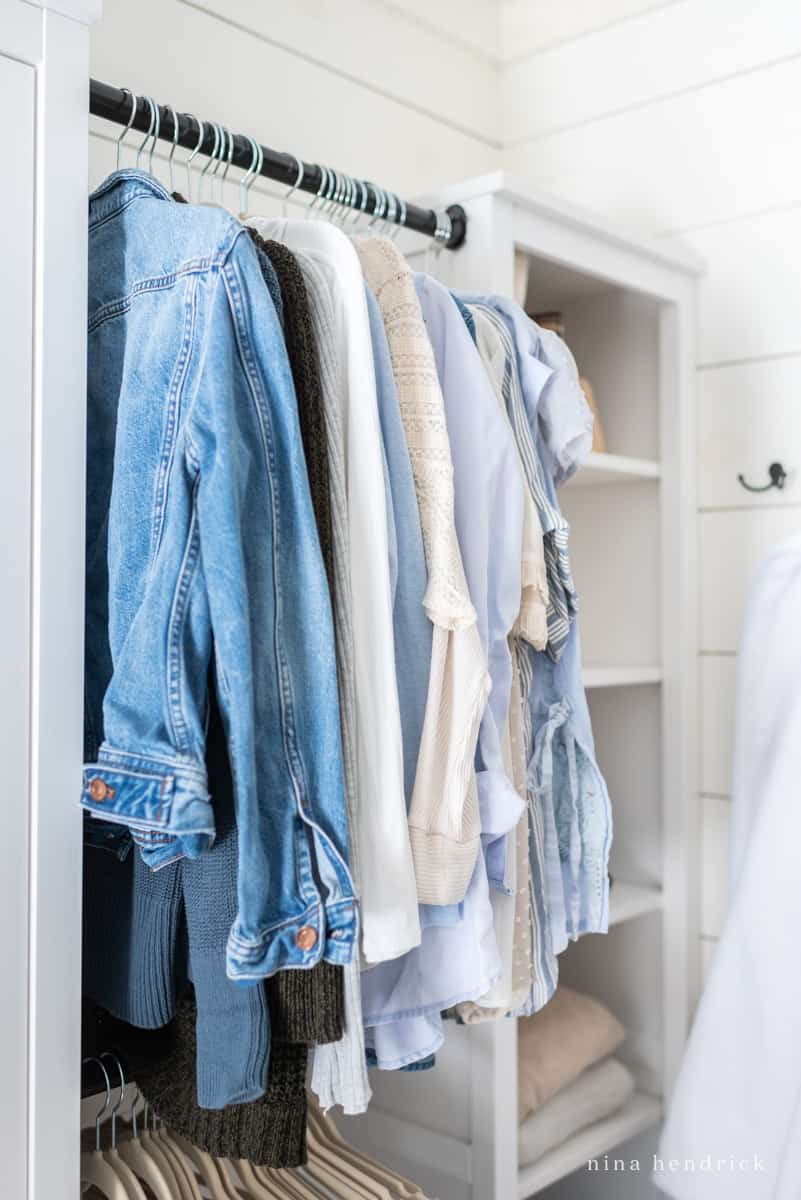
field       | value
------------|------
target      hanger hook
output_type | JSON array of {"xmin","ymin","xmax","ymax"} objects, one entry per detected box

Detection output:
[
  {"xmin": 198, "ymin": 122, "xmax": 221, "ymax": 201},
  {"xmin": 249, "ymin": 138, "xmax": 264, "ymax": 210},
  {"xmin": 308, "ymin": 165, "xmax": 327, "ymax": 215},
  {"xmin": 284, "ymin": 156, "xmax": 304, "ymax": 213},
  {"xmin": 115, "ymin": 89, "xmax": 138, "ymax": 171},
  {"xmin": 82, "ymin": 1056, "xmax": 112, "ymax": 1153},
  {"xmin": 321, "ymin": 167, "xmax": 336, "ymax": 217},
  {"xmin": 212, "ymin": 126, "xmax": 227, "ymax": 205},
  {"xmin": 385, "ymin": 191, "xmax": 398, "ymax": 236},
  {"xmin": 365, "ymin": 183, "xmax": 384, "ymax": 234},
  {"xmin": 147, "ymin": 98, "xmax": 161, "ymax": 178},
  {"xmin": 341, "ymin": 175, "xmax": 356, "ymax": 226},
  {"xmin": 99, "ymin": 1052, "xmax": 126, "ymax": 1151},
  {"xmin": 239, "ymin": 135, "xmax": 258, "ymax": 213},
  {"xmin": 185, "ymin": 117, "xmax": 204, "ymax": 202},
  {"xmin": 135, "ymin": 97, "xmax": 156, "ymax": 170},
  {"xmin": 350, "ymin": 179, "xmax": 368, "ymax": 228},
  {"xmin": 128, "ymin": 1080, "xmax": 141, "ymax": 1139},
  {"xmin": 392, "ymin": 195, "xmax": 407, "ymax": 241},
  {"xmin": 220, "ymin": 126, "xmax": 235, "ymax": 204},
  {"xmin": 165, "ymin": 106, "xmax": 179, "ymax": 193},
  {"xmin": 328, "ymin": 169, "xmax": 342, "ymax": 221}
]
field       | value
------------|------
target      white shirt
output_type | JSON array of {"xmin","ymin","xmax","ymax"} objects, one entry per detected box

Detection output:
[
  {"xmin": 248, "ymin": 218, "xmax": 420, "ymax": 965},
  {"xmin": 656, "ymin": 534, "xmax": 801, "ymax": 1198}
]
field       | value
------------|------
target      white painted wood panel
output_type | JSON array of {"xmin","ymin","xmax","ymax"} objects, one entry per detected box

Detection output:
[
  {"xmin": 28, "ymin": 12, "xmax": 92, "ymax": 1197},
  {"xmin": 183, "ymin": 0, "xmax": 500, "ymax": 143},
  {"xmin": 501, "ymin": 0, "xmax": 676, "ymax": 64},
  {"xmin": 698, "ymin": 355, "xmax": 801, "ymax": 508},
  {"xmin": 0, "ymin": 48, "xmax": 35, "ymax": 1200},
  {"xmin": 503, "ymin": 0, "xmax": 801, "ymax": 144},
  {"xmin": 378, "ymin": 0, "xmax": 501, "ymax": 64},
  {"xmin": 701, "ymin": 796, "xmax": 730, "ymax": 938},
  {"xmin": 700, "ymin": 507, "xmax": 801, "ymax": 651},
  {"xmin": 686, "ymin": 207, "xmax": 801, "ymax": 368},
  {"xmin": 90, "ymin": 0, "xmax": 499, "ymax": 196},
  {"xmin": 3, "ymin": 0, "xmax": 43, "ymax": 62},
  {"xmin": 503, "ymin": 57, "xmax": 801, "ymax": 237},
  {"xmin": 700, "ymin": 655, "xmax": 737, "ymax": 798}
]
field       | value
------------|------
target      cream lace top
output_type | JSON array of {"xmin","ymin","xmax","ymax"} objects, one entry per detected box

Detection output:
[{"xmin": 356, "ymin": 236, "xmax": 489, "ymax": 905}]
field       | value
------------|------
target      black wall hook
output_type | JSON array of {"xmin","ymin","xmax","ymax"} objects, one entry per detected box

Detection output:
[{"xmin": 737, "ymin": 462, "xmax": 788, "ymax": 493}]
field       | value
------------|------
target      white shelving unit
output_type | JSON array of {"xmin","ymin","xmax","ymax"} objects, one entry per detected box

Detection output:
[
  {"xmin": 566, "ymin": 451, "xmax": 661, "ymax": 487},
  {"xmin": 517, "ymin": 1093, "xmax": 664, "ymax": 1197},
  {"xmin": 609, "ymin": 881, "xmax": 663, "ymax": 926},
  {"xmin": 342, "ymin": 173, "xmax": 701, "ymax": 1200},
  {"xmin": 583, "ymin": 665, "xmax": 663, "ymax": 689}
]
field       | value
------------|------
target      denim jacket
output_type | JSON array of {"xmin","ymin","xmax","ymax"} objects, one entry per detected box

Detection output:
[{"xmin": 83, "ymin": 170, "xmax": 355, "ymax": 981}]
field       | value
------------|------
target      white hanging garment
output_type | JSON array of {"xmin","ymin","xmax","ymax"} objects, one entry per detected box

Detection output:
[
  {"xmin": 656, "ymin": 533, "xmax": 801, "ymax": 1198},
  {"xmin": 245, "ymin": 216, "xmax": 420, "ymax": 969}
]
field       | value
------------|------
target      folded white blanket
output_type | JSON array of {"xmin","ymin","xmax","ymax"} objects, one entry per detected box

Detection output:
[{"xmin": 518, "ymin": 1057, "xmax": 635, "ymax": 1166}]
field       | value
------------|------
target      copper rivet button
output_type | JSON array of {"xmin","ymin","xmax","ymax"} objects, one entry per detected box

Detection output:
[
  {"xmin": 88, "ymin": 777, "xmax": 110, "ymax": 803},
  {"xmin": 295, "ymin": 926, "xmax": 317, "ymax": 951}
]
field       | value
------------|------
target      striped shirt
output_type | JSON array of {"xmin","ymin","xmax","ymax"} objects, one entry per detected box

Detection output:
[{"xmin": 469, "ymin": 303, "xmax": 578, "ymax": 661}]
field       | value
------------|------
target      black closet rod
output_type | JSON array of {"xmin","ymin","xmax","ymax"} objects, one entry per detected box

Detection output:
[{"xmin": 89, "ymin": 79, "xmax": 467, "ymax": 250}]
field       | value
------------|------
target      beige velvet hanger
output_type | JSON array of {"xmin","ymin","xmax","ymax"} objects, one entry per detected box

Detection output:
[
  {"xmin": 305, "ymin": 1120, "xmax": 387, "ymax": 1199},
  {"xmin": 153, "ymin": 1125, "xmax": 203, "ymax": 1200},
  {"xmin": 311, "ymin": 1106, "xmax": 423, "ymax": 1197},
  {"xmin": 171, "ymin": 1132, "xmax": 231, "ymax": 1200},
  {"xmin": 114, "ymin": 1091, "xmax": 173, "ymax": 1200}
]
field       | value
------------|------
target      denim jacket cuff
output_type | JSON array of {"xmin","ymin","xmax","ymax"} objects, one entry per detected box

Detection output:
[
  {"xmin": 225, "ymin": 897, "xmax": 357, "ymax": 983},
  {"xmin": 81, "ymin": 746, "xmax": 214, "ymax": 864}
]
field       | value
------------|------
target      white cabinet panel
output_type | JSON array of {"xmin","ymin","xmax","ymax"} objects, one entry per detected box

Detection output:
[
  {"xmin": 700, "ymin": 507, "xmax": 801, "ymax": 652},
  {"xmin": 0, "ymin": 48, "xmax": 35, "ymax": 1200},
  {"xmin": 700, "ymin": 655, "xmax": 737, "ymax": 797},
  {"xmin": 701, "ymin": 796, "xmax": 730, "ymax": 938},
  {"xmin": 698, "ymin": 356, "xmax": 801, "ymax": 508}
]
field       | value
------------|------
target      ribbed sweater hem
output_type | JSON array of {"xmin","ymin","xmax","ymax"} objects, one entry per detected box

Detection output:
[
  {"xmin": 169, "ymin": 1091, "xmax": 308, "ymax": 1167},
  {"xmin": 408, "ymin": 827, "xmax": 481, "ymax": 905}
]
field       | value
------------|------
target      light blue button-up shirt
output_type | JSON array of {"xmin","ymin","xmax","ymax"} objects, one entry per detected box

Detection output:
[{"xmin": 416, "ymin": 274, "xmax": 526, "ymax": 894}]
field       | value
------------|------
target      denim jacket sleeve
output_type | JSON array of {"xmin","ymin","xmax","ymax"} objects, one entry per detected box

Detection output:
[{"xmin": 82, "ymin": 183, "xmax": 354, "ymax": 981}]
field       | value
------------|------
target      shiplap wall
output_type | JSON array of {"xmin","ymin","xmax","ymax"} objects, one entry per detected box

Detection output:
[
  {"xmin": 88, "ymin": 0, "xmax": 501, "ymax": 196},
  {"xmin": 500, "ymin": 0, "xmax": 801, "ymax": 986}
]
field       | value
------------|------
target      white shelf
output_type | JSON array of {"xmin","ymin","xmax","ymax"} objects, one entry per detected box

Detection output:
[
  {"xmin": 609, "ymin": 881, "xmax": 663, "ymax": 927},
  {"xmin": 517, "ymin": 1092, "xmax": 663, "ymax": 1198},
  {"xmin": 583, "ymin": 665, "xmax": 662, "ymax": 689},
  {"xmin": 567, "ymin": 452, "xmax": 661, "ymax": 487}
]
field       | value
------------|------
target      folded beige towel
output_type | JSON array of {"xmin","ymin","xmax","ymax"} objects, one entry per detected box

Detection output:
[
  {"xmin": 518, "ymin": 1056, "xmax": 636, "ymax": 1166},
  {"xmin": 518, "ymin": 986, "xmax": 626, "ymax": 1122}
]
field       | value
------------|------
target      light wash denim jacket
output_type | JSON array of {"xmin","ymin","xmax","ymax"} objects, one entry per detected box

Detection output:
[{"xmin": 82, "ymin": 170, "xmax": 355, "ymax": 981}]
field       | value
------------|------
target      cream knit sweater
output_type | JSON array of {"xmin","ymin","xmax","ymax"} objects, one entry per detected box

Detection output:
[{"xmin": 356, "ymin": 236, "xmax": 490, "ymax": 906}]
